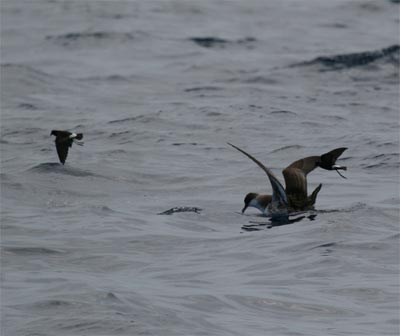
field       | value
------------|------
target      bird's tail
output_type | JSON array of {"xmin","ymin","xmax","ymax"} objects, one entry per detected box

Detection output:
[{"xmin": 74, "ymin": 140, "xmax": 84, "ymax": 146}]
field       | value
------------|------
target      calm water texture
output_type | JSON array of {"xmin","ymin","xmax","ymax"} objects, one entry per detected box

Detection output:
[{"xmin": 1, "ymin": 1, "xmax": 399, "ymax": 335}]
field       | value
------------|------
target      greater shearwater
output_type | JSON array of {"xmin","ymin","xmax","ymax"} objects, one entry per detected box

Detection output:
[
  {"xmin": 50, "ymin": 130, "xmax": 83, "ymax": 164},
  {"xmin": 228, "ymin": 143, "xmax": 347, "ymax": 217}
]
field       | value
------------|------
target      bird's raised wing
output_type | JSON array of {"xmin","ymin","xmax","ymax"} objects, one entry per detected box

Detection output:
[
  {"xmin": 283, "ymin": 147, "xmax": 348, "ymax": 198},
  {"xmin": 228, "ymin": 143, "xmax": 288, "ymax": 205},
  {"xmin": 282, "ymin": 155, "xmax": 322, "ymax": 198}
]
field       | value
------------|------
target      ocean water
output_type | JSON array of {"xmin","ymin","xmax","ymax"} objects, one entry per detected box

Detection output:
[{"xmin": 1, "ymin": 1, "xmax": 399, "ymax": 335}]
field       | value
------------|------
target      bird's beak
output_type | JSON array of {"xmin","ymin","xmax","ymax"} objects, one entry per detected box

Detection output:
[{"xmin": 242, "ymin": 205, "xmax": 248, "ymax": 214}]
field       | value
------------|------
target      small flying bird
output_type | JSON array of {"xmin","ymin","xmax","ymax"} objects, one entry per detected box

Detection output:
[
  {"xmin": 50, "ymin": 130, "xmax": 84, "ymax": 164},
  {"xmin": 228, "ymin": 143, "xmax": 347, "ymax": 217}
]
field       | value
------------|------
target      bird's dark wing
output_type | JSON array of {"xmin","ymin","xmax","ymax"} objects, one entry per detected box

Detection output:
[
  {"xmin": 308, "ymin": 183, "xmax": 322, "ymax": 205},
  {"xmin": 51, "ymin": 130, "xmax": 71, "ymax": 137},
  {"xmin": 284, "ymin": 155, "xmax": 321, "ymax": 176},
  {"xmin": 320, "ymin": 147, "xmax": 347, "ymax": 168},
  {"xmin": 282, "ymin": 167, "xmax": 308, "ymax": 199},
  {"xmin": 282, "ymin": 147, "xmax": 347, "ymax": 196},
  {"xmin": 55, "ymin": 138, "xmax": 71, "ymax": 164},
  {"xmin": 228, "ymin": 143, "xmax": 288, "ymax": 205},
  {"xmin": 282, "ymin": 155, "xmax": 321, "ymax": 198}
]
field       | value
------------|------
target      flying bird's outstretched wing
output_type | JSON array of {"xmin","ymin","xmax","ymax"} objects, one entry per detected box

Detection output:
[{"xmin": 55, "ymin": 137, "xmax": 71, "ymax": 164}]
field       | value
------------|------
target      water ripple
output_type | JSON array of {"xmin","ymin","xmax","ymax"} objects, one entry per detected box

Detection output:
[
  {"xmin": 292, "ymin": 45, "xmax": 400, "ymax": 70},
  {"xmin": 27, "ymin": 163, "xmax": 99, "ymax": 177},
  {"xmin": 226, "ymin": 295, "xmax": 358, "ymax": 317}
]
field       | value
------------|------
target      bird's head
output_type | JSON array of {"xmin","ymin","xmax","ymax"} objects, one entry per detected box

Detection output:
[{"xmin": 242, "ymin": 192, "xmax": 259, "ymax": 214}]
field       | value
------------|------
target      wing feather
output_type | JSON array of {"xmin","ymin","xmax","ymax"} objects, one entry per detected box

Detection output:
[
  {"xmin": 228, "ymin": 143, "xmax": 288, "ymax": 205},
  {"xmin": 282, "ymin": 167, "xmax": 308, "ymax": 199},
  {"xmin": 283, "ymin": 147, "xmax": 347, "ymax": 200},
  {"xmin": 320, "ymin": 147, "xmax": 347, "ymax": 168},
  {"xmin": 284, "ymin": 156, "xmax": 320, "ymax": 176},
  {"xmin": 55, "ymin": 138, "xmax": 70, "ymax": 164},
  {"xmin": 282, "ymin": 155, "xmax": 320, "ymax": 199}
]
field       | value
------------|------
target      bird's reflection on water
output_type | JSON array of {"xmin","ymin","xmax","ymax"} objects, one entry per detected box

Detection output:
[{"xmin": 242, "ymin": 213, "xmax": 317, "ymax": 231}]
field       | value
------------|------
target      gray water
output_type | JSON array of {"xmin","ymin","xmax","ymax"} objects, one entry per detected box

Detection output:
[{"xmin": 1, "ymin": 1, "xmax": 399, "ymax": 335}]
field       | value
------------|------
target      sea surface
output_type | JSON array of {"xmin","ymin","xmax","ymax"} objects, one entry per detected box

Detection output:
[{"xmin": 1, "ymin": 1, "xmax": 399, "ymax": 335}]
